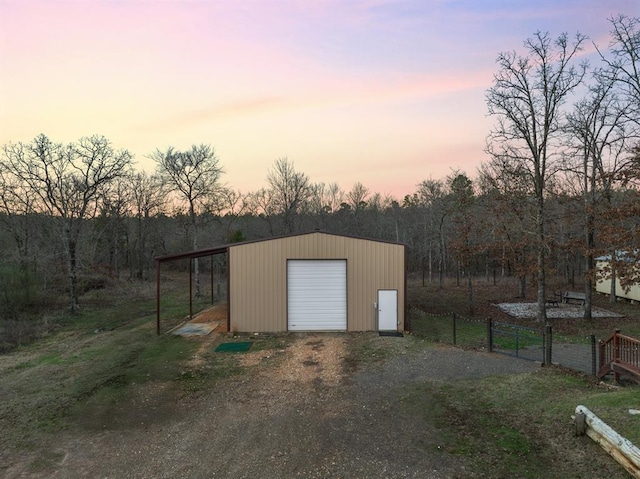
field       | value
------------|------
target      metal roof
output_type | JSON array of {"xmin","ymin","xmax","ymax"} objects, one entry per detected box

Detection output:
[{"xmin": 154, "ymin": 230, "xmax": 406, "ymax": 263}]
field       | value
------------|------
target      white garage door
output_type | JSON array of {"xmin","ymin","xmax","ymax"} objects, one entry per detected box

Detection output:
[{"xmin": 287, "ymin": 260, "xmax": 347, "ymax": 331}]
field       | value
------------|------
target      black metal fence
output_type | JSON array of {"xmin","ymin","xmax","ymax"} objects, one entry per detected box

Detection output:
[
  {"xmin": 408, "ymin": 308, "xmax": 598, "ymax": 376},
  {"xmin": 407, "ymin": 308, "xmax": 487, "ymax": 349},
  {"xmin": 489, "ymin": 321, "xmax": 545, "ymax": 363}
]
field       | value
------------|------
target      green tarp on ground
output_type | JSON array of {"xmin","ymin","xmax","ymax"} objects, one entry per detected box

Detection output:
[{"xmin": 215, "ymin": 341, "xmax": 253, "ymax": 352}]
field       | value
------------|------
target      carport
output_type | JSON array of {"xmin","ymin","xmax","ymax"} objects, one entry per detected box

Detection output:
[{"xmin": 155, "ymin": 246, "xmax": 229, "ymax": 335}]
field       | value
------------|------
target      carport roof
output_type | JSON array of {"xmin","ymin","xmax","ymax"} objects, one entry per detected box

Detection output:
[{"xmin": 155, "ymin": 245, "xmax": 228, "ymax": 263}]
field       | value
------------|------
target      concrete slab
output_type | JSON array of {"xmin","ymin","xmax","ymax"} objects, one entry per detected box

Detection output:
[{"xmin": 173, "ymin": 322, "xmax": 217, "ymax": 336}]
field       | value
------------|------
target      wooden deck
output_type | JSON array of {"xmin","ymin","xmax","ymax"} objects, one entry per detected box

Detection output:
[{"xmin": 598, "ymin": 330, "xmax": 640, "ymax": 383}]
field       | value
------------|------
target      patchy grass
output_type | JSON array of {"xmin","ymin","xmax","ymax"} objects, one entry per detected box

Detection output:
[
  {"xmin": 242, "ymin": 333, "xmax": 291, "ymax": 352},
  {"xmin": 399, "ymin": 366, "xmax": 637, "ymax": 478},
  {"xmin": 581, "ymin": 387, "xmax": 640, "ymax": 445},
  {"xmin": 400, "ymin": 380, "xmax": 550, "ymax": 477},
  {"xmin": 408, "ymin": 308, "xmax": 487, "ymax": 348},
  {"xmin": 2, "ymin": 275, "xmax": 638, "ymax": 478},
  {"xmin": 0, "ymin": 277, "xmax": 243, "ymax": 457},
  {"xmin": 340, "ymin": 332, "xmax": 428, "ymax": 377}
]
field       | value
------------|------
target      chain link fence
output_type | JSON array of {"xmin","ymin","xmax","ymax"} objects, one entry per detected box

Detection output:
[
  {"xmin": 407, "ymin": 307, "xmax": 487, "ymax": 349},
  {"xmin": 408, "ymin": 307, "xmax": 598, "ymax": 376}
]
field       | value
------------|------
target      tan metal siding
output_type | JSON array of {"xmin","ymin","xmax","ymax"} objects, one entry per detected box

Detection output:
[
  {"xmin": 229, "ymin": 232, "xmax": 405, "ymax": 332},
  {"xmin": 596, "ymin": 261, "xmax": 640, "ymax": 302}
]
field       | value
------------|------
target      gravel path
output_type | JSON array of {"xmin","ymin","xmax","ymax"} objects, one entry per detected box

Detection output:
[
  {"xmin": 495, "ymin": 302, "xmax": 623, "ymax": 319},
  {"xmin": 4, "ymin": 335, "xmax": 540, "ymax": 479}
]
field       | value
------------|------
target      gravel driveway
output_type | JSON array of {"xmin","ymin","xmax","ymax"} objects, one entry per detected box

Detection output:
[{"xmin": 4, "ymin": 334, "xmax": 539, "ymax": 479}]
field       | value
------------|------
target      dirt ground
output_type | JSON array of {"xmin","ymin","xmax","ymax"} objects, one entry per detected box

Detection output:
[{"xmin": 3, "ymin": 333, "xmax": 544, "ymax": 479}]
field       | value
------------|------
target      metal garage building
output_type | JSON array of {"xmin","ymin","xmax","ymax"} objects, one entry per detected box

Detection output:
[{"xmin": 156, "ymin": 231, "xmax": 406, "ymax": 333}]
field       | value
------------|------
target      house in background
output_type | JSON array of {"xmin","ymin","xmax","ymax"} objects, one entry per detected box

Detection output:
[
  {"xmin": 595, "ymin": 253, "xmax": 640, "ymax": 303},
  {"xmin": 156, "ymin": 231, "xmax": 406, "ymax": 333}
]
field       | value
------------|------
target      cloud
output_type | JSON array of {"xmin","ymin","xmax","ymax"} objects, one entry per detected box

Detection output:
[{"xmin": 137, "ymin": 96, "xmax": 286, "ymax": 131}]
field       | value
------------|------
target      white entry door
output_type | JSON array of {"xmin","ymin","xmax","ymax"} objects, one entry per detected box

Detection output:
[{"xmin": 377, "ymin": 290, "xmax": 397, "ymax": 331}]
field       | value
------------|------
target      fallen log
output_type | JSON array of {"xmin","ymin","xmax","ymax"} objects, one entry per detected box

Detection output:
[{"xmin": 574, "ymin": 405, "xmax": 640, "ymax": 478}]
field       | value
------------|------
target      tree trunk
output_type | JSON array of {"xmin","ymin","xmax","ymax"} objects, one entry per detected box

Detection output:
[
  {"xmin": 583, "ymin": 216, "xmax": 594, "ymax": 320},
  {"xmin": 609, "ymin": 251, "xmax": 617, "ymax": 304},
  {"xmin": 519, "ymin": 275, "xmax": 526, "ymax": 299},
  {"xmin": 190, "ymin": 202, "xmax": 200, "ymax": 297},
  {"xmin": 137, "ymin": 214, "xmax": 145, "ymax": 280},
  {"xmin": 485, "ymin": 252, "xmax": 490, "ymax": 283},
  {"xmin": 67, "ymin": 236, "xmax": 79, "ymax": 314},
  {"xmin": 467, "ymin": 269, "xmax": 474, "ymax": 315},
  {"xmin": 536, "ymin": 195, "xmax": 547, "ymax": 324},
  {"xmin": 439, "ymin": 214, "xmax": 447, "ymax": 289}
]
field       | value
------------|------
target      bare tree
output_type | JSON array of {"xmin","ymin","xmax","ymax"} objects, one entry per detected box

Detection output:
[
  {"xmin": 1, "ymin": 134, "xmax": 133, "ymax": 312},
  {"xmin": 486, "ymin": 31, "xmax": 588, "ymax": 324},
  {"xmin": 308, "ymin": 182, "xmax": 343, "ymax": 215},
  {"xmin": 266, "ymin": 158, "xmax": 311, "ymax": 234},
  {"xmin": 447, "ymin": 172, "xmax": 477, "ymax": 312},
  {"xmin": 96, "ymin": 175, "xmax": 133, "ymax": 278},
  {"xmin": 0, "ymin": 157, "xmax": 41, "ymax": 314},
  {"xmin": 406, "ymin": 179, "xmax": 447, "ymax": 287},
  {"xmin": 0, "ymin": 158, "xmax": 37, "ymax": 268},
  {"xmin": 597, "ymin": 15, "xmax": 640, "ymax": 120},
  {"xmin": 306, "ymin": 182, "xmax": 344, "ymax": 230},
  {"xmin": 205, "ymin": 187, "xmax": 249, "ymax": 242},
  {"xmin": 565, "ymin": 72, "xmax": 639, "ymax": 314},
  {"xmin": 248, "ymin": 188, "xmax": 278, "ymax": 236},
  {"xmin": 346, "ymin": 182, "xmax": 370, "ymax": 211},
  {"xmin": 129, "ymin": 172, "xmax": 166, "ymax": 280},
  {"xmin": 343, "ymin": 182, "xmax": 371, "ymax": 233},
  {"xmin": 151, "ymin": 144, "xmax": 223, "ymax": 296},
  {"xmin": 478, "ymin": 157, "xmax": 538, "ymax": 298}
]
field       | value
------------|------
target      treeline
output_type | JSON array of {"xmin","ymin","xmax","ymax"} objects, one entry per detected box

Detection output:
[
  {"xmin": 0, "ymin": 148, "xmax": 637, "ymax": 312},
  {"xmin": 0, "ymin": 14, "xmax": 639, "ymax": 334}
]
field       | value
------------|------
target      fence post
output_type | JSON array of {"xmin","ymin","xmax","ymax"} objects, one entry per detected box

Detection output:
[
  {"xmin": 591, "ymin": 334, "xmax": 597, "ymax": 377},
  {"xmin": 452, "ymin": 313, "xmax": 457, "ymax": 346},
  {"xmin": 614, "ymin": 329, "xmax": 621, "ymax": 384},
  {"xmin": 545, "ymin": 325, "xmax": 552, "ymax": 366},
  {"xmin": 487, "ymin": 318, "xmax": 493, "ymax": 352},
  {"xmin": 599, "ymin": 338, "xmax": 605, "ymax": 377}
]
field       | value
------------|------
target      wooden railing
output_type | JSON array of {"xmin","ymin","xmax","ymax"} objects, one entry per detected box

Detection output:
[{"xmin": 598, "ymin": 329, "xmax": 640, "ymax": 383}]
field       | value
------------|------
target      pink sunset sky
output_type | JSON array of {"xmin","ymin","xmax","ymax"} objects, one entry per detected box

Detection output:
[{"xmin": 1, "ymin": 0, "xmax": 638, "ymax": 199}]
